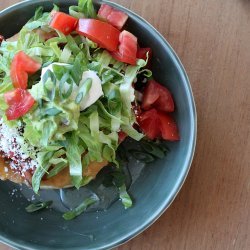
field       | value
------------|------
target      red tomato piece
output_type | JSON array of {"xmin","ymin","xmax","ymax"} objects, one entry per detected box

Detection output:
[
  {"xmin": 138, "ymin": 109, "xmax": 161, "ymax": 140},
  {"xmin": 10, "ymin": 62, "xmax": 28, "ymax": 89},
  {"xmin": 137, "ymin": 47, "xmax": 152, "ymax": 67},
  {"xmin": 137, "ymin": 47, "xmax": 152, "ymax": 61},
  {"xmin": 138, "ymin": 109, "xmax": 180, "ymax": 141},
  {"xmin": 0, "ymin": 35, "xmax": 4, "ymax": 44},
  {"xmin": 17, "ymin": 51, "xmax": 41, "ymax": 74},
  {"xmin": 50, "ymin": 12, "xmax": 78, "ymax": 35},
  {"xmin": 4, "ymin": 88, "xmax": 35, "ymax": 120},
  {"xmin": 77, "ymin": 19, "xmax": 120, "ymax": 52},
  {"xmin": 118, "ymin": 131, "xmax": 128, "ymax": 143},
  {"xmin": 158, "ymin": 111, "xmax": 180, "ymax": 141},
  {"xmin": 111, "ymin": 30, "xmax": 137, "ymax": 65},
  {"xmin": 10, "ymin": 51, "xmax": 41, "ymax": 89},
  {"xmin": 98, "ymin": 4, "xmax": 128, "ymax": 30},
  {"xmin": 142, "ymin": 80, "xmax": 175, "ymax": 113},
  {"xmin": 4, "ymin": 88, "xmax": 21, "ymax": 105}
]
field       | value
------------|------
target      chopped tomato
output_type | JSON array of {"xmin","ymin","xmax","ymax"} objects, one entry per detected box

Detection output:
[
  {"xmin": 10, "ymin": 62, "xmax": 28, "ymax": 89},
  {"xmin": 137, "ymin": 47, "xmax": 152, "ymax": 67},
  {"xmin": 118, "ymin": 131, "xmax": 127, "ymax": 143},
  {"xmin": 50, "ymin": 12, "xmax": 78, "ymax": 35},
  {"xmin": 111, "ymin": 30, "xmax": 137, "ymax": 65},
  {"xmin": 98, "ymin": 4, "xmax": 128, "ymax": 30},
  {"xmin": 4, "ymin": 89, "xmax": 20, "ymax": 106},
  {"xmin": 4, "ymin": 88, "xmax": 35, "ymax": 120},
  {"xmin": 0, "ymin": 35, "xmax": 4, "ymax": 44},
  {"xmin": 10, "ymin": 51, "xmax": 41, "ymax": 89},
  {"xmin": 17, "ymin": 51, "xmax": 41, "ymax": 74},
  {"xmin": 77, "ymin": 19, "xmax": 120, "ymax": 52},
  {"xmin": 138, "ymin": 109, "xmax": 161, "ymax": 140},
  {"xmin": 158, "ymin": 111, "xmax": 180, "ymax": 141},
  {"xmin": 138, "ymin": 109, "xmax": 179, "ymax": 141},
  {"xmin": 142, "ymin": 80, "xmax": 175, "ymax": 113}
]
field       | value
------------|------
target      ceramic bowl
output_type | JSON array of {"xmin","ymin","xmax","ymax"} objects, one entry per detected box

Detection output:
[{"xmin": 0, "ymin": 1, "xmax": 196, "ymax": 249}]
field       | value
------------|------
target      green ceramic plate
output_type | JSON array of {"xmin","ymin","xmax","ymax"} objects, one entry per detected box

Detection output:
[{"xmin": 0, "ymin": 1, "xmax": 196, "ymax": 249}]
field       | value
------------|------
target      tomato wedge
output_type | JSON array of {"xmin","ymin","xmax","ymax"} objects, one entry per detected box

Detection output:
[
  {"xmin": 0, "ymin": 35, "xmax": 4, "ymax": 44},
  {"xmin": 10, "ymin": 51, "xmax": 41, "ymax": 89},
  {"xmin": 10, "ymin": 61, "xmax": 28, "ymax": 89},
  {"xmin": 50, "ymin": 12, "xmax": 78, "ymax": 35},
  {"xmin": 137, "ymin": 47, "xmax": 152, "ymax": 67},
  {"xmin": 118, "ymin": 131, "xmax": 128, "ymax": 143},
  {"xmin": 17, "ymin": 51, "xmax": 41, "ymax": 74},
  {"xmin": 98, "ymin": 4, "xmax": 128, "ymax": 30},
  {"xmin": 158, "ymin": 111, "xmax": 180, "ymax": 141},
  {"xmin": 138, "ymin": 109, "xmax": 161, "ymax": 140},
  {"xmin": 111, "ymin": 30, "xmax": 137, "ymax": 65},
  {"xmin": 4, "ymin": 88, "xmax": 35, "ymax": 120},
  {"xmin": 138, "ymin": 109, "xmax": 179, "ymax": 141},
  {"xmin": 142, "ymin": 80, "xmax": 175, "ymax": 113},
  {"xmin": 77, "ymin": 19, "xmax": 120, "ymax": 52}
]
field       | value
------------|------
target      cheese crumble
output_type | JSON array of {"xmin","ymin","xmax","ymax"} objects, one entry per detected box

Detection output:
[{"xmin": 0, "ymin": 118, "xmax": 39, "ymax": 177}]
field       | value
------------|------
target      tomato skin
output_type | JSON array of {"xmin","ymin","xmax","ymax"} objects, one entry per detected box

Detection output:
[
  {"xmin": 50, "ymin": 12, "xmax": 78, "ymax": 35},
  {"xmin": 158, "ymin": 111, "xmax": 180, "ymax": 141},
  {"xmin": 142, "ymin": 81, "xmax": 159, "ymax": 107},
  {"xmin": 11, "ymin": 61, "xmax": 28, "ymax": 89},
  {"xmin": 137, "ymin": 109, "xmax": 180, "ymax": 141},
  {"xmin": 138, "ymin": 109, "xmax": 161, "ymax": 140},
  {"xmin": 0, "ymin": 35, "xmax": 4, "ymax": 44},
  {"xmin": 118, "ymin": 131, "xmax": 128, "ymax": 143},
  {"xmin": 77, "ymin": 19, "xmax": 120, "ymax": 52},
  {"xmin": 10, "ymin": 51, "xmax": 41, "ymax": 89},
  {"xmin": 137, "ymin": 47, "xmax": 152, "ymax": 67},
  {"xmin": 17, "ymin": 51, "xmax": 41, "ymax": 74},
  {"xmin": 4, "ymin": 88, "xmax": 35, "ymax": 120},
  {"xmin": 111, "ymin": 51, "xmax": 137, "ymax": 65},
  {"xmin": 4, "ymin": 88, "xmax": 22, "ymax": 105},
  {"xmin": 110, "ymin": 30, "xmax": 137, "ymax": 65},
  {"xmin": 98, "ymin": 4, "xmax": 128, "ymax": 30},
  {"xmin": 142, "ymin": 80, "xmax": 175, "ymax": 113}
]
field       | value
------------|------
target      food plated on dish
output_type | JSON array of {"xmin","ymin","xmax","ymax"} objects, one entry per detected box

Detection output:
[
  {"xmin": 0, "ymin": 0, "xmax": 196, "ymax": 249},
  {"xmin": 0, "ymin": 0, "xmax": 179, "ymax": 214}
]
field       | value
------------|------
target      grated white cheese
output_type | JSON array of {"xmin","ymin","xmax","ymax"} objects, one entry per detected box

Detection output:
[{"xmin": 0, "ymin": 118, "xmax": 39, "ymax": 177}]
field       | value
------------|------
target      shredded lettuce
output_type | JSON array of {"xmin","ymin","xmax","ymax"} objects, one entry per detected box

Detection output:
[
  {"xmin": 0, "ymin": 94, "xmax": 8, "ymax": 111},
  {"xmin": 24, "ymin": 6, "xmax": 55, "ymax": 31},
  {"xmin": 47, "ymin": 162, "xmax": 67, "ymax": 178},
  {"xmin": 121, "ymin": 123, "xmax": 144, "ymax": 141},
  {"xmin": 27, "ymin": 89, "xmax": 80, "ymax": 145},
  {"xmin": 69, "ymin": 0, "xmax": 97, "ymax": 19},
  {"xmin": 119, "ymin": 184, "xmax": 133, "ymax": 209},
  {"xmin": 65, "ymin": 132, "xmax": 83, "ymax": 188},
  {"xmin": 62, "ymin": 196, "xmax": 98, "ymax": 220},
  {"xmin": 120, "ymin": 60, "xmax": 146, "ymax": 118},
  {"xmin": 0, "ymin": 0, "xmax": 148, "ymax": 196},
  {"xmin": 32, "ymin": 151, "xmax": 54, "ymax": 193}
]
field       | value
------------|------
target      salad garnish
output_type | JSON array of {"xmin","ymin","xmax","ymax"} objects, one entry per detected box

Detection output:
[
  {"xmin": 25, "ymin": 200, "xmax": 53, "ymax": 213},
  {"xmin": 62, "ymin": 196, "xmax": 98, "ymax": 220},
  {"xmin": 0, "ymin": 0, "xmax": 180, "ymax": 220}
]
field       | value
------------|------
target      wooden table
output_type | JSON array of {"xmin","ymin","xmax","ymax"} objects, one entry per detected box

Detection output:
[{"xmin": 0, "ymin": 0, "xmax": 249, "ymax": 249}]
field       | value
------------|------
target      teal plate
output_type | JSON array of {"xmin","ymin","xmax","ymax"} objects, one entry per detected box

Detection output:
[{"xmin": 0, "ymin": 1, "xmax": 197, "ymax": 249}]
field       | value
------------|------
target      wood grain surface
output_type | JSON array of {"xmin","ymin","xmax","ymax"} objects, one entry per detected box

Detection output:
[{"xmin": 0, "ymin": 0, "xmax": 249, "ymax": 249}]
